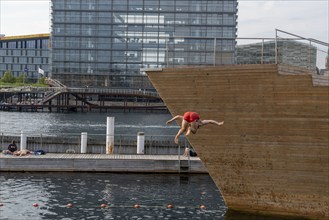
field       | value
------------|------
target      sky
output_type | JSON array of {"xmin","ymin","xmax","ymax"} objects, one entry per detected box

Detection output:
[{"xmin": 0, "ymin": 0, "xmax": 328, "ymax": 67}]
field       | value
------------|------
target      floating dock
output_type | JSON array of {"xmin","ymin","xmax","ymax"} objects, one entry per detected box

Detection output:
[{"xmin": 0, "ymin": 154, "xmax": 207, "ymax": 173}]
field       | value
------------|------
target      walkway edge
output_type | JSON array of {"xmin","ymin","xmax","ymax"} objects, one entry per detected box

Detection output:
[{"xmin": 0, "ymin": 154, "xmax": 208, "ymax": 173}]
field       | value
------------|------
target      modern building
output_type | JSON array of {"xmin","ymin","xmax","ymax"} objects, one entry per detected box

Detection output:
[
  {"xmin": 237, "ymin": 40, "xmax": 317, "ymax": 70},
  {"xmin": 0, "ymin": 34, "xmax": 50, "ymax": 79},
  {"xmin": 50, "ymin": 0, "xmax": 238, "ymax": 88}
]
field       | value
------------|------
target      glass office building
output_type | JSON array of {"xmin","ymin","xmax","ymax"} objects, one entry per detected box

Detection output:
[
  {"xmin": 51, "ymin": 0, "xmax": 238, "ymax": 88},
  {"xmin": 237, "ymin": 41, "xmax": 317, "ymax": 70},
  {"xmin": 0, "ymin": 34, "xmax": 50, "ymax": 79}
]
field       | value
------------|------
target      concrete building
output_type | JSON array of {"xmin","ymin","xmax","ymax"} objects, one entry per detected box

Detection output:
[
  {"xmin": 237, "ymin": 40, "xmax": 317, "ymax": 71},
  {"xmin": 0, "ymin": 34, "xmax": 50, "ymax": 79},
  {"xmin": 50, "ymin": 0, "xmax": 238, "ymax": 88}
]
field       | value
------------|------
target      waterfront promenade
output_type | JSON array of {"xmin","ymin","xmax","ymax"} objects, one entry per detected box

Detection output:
[{"xmin": 0, "ymin": 153, "xmax": 207, "ymax": 173}]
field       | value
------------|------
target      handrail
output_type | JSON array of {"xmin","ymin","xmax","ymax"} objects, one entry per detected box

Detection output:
[
  {"xmin": 67, "ymin": 88, "xmax": 160, "ymax": 98},
  {"xmin": 276, "ymin": 29, "xmax": 329, "ymax": 47},
  {"xmin": 0, "ymin": 132, "xmax": 192, "ymax": 156}
]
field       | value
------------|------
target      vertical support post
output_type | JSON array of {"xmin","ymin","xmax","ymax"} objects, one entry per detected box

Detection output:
[
  {"xmin": 20, "ymin": 131, "xmax": 27, "ymax": 150},
  {"xmin": 275, "ymin": 29, "xmax": 278, "ymax": 64},
  {"xmin": 166, "ymin": 38, "xmax": 169, "ymax": 67},
  {"xmin": 137, "ymin": 132, "xmax": 145, "ymax": 154},
  {"xmin": 81, "ymin": 132, "xmax": 87, "ymax": 153},
  {"xmin": 261, "ymin": 39, "xmax": 264, "ymax": 64},
  {"xmin": 213, "ymin": 38, "xmax": 217, "ymax": 66},
  {"xmin": 40, "ymin": 133, "xmax": 43, "ymax": 149},
  {"xmin": 106, "ymin": 117, "xmax": 115, "ymax": 154},
  {"xmin": 1, "ymin": 132, "xmax": 3, "ymax": 148},
  {"xmin": 308, "ymin": 40, "xmax": 312, "ymax": 70}
]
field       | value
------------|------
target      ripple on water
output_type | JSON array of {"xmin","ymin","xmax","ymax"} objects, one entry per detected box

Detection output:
[{"xmin": 0, "ymin": 172, "xmax": 227, "ymax": 220}]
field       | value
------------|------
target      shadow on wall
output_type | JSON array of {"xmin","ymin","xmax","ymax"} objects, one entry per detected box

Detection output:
[{"xmin": 225, "ymin": 210, "xmax": 308, "ymax": 220}]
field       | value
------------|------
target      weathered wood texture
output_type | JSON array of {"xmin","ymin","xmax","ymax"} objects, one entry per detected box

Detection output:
[{"xmin": 146, "ymin": 64, "xmax": 329, "ymax": 219}]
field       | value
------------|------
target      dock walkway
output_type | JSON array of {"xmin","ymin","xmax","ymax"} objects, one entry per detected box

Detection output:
[{"xmin": 0, "ymin": 153, "xmax": 207, "ymax": 173}]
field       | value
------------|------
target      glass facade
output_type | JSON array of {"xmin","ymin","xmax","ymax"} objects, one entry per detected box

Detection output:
[
  {"xmin": 237, "ymin": 41, "xmax": 317, "ymax": 70},
  {"xmin": 51, "ymin": 0, "xmax": 238, "ymax": 88},
  {"xmin": 0, "ymin": 34, "xmax": 50, "ymax": 79}
]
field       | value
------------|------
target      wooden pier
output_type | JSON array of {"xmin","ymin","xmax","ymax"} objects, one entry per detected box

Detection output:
[{"xmin": 0, "ymin": 153, "xmax": 207, "ymax": 173}]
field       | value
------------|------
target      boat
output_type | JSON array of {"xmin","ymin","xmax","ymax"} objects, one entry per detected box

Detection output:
[{"xmin": 145, "ymin": 64, "xmax": 328, "ymax": 219}]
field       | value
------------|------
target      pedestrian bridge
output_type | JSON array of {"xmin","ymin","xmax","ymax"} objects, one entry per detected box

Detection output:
[{"xmin": 0, "ymin": 86, "xmax": 164, "ymax": 112}]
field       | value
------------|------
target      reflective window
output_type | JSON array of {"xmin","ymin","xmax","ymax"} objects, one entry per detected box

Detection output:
[{"xmin": 50, "ymin": 0, "xmax": 238, "ymax": 86}]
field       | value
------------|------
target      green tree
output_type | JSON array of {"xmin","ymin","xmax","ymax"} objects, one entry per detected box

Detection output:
[
  {"xmin": 1, "ymin": 71, "xmax": 16, "ymax": 83},
  {"xmin": 37, "ymin": 76, "xmax": 46, "ymax": 85},
  {"xmin": 16, "ymin": 73, "xmax": 27, "ymax": 84}
]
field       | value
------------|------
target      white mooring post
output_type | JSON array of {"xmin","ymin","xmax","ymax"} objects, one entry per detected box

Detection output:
[
  {"xmin": 81, "ymin": 132, "xmax": 87, "ymax": 153},
  {"xmin": 137, "ymin": 132, "xmax": 145, "ymax": 154},
  {"xmin": 20, "ymin": 130, "xmax": 27, "ymax": 150},
  {"xmin": 106, "ymin": 117, "xmax": 115, "ymax": 154}
]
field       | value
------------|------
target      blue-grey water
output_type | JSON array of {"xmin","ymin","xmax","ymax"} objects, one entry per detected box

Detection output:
[
  {"xmin": 0, "ymin": 172, "xmax": 226, "ymax": 220},
  {"xmin": 0, "ymin": 111, "xmax": 179, "ymax": 136},
  {"xmin": 0, "ymin": 112, "xmax": 296, "ymax": 220}
]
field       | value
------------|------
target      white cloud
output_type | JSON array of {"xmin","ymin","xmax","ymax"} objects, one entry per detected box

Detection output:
[
  {"xmin": 0, "ymin": 1, "xmax": 50, "ymax": 36},
  {"xmin": 237, "ymin": 0, "xmax": 328, "ymax": 68},
  {"xmin": 263, "ymin": 1, "xmax": 275, "ymax": 11},
  {"xmin": 238, "ymin": 1, "xmax": 328, "ymax": 41}
]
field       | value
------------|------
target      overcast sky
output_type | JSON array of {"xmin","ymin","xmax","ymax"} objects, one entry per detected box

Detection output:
[{"xmin": 0, "ymin": 0, "xmax": 328, "ymax": 67}]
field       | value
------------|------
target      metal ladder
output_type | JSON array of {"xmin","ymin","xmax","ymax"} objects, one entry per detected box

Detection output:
[{"xmin": 178, "ymin": 145, "xmax": 190, "ymax": 174}]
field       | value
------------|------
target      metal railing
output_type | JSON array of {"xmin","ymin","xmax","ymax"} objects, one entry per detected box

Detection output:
[
  {"xmin": 67, "ymin": 88, "xmax": 160, "ymax": 98},
  {"xmin": 275, "ymin": 29, "xmax": 329, "ymax": 71},
  {"xmin": 161, "ymin": 31, "xmax": 328, "ymax": 70},
  {"xmin": 0, "ymin": 132, "xmax": 191, "ymax": 156}
]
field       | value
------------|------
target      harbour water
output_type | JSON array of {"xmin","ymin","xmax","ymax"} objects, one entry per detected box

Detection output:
[
  {"xmin": 0, "ymin": 172, "xmax": 226, "ymax": 220},
  {"xmin": 0, "ymin": 111, "xmax": 179, "ymax": 136},
  {"xmin": 0, "ymin": 112, "xmax": 296, "ymax": 219},
  {"xmin": 1, "ymin": 112, "xmax": 225, "ymax": 219}
]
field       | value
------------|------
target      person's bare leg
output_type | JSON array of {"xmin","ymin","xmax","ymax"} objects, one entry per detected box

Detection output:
[
  {"xmin": 184, "ymin": 147, "xmax": 189, "ymax": 156},
  {"xmin": 175, "ymin": 120, "xmax": 188, "ymax": 144},
  {"xmin": 185, "ymin": 126, "xmax": 191, "ymax": 136}
]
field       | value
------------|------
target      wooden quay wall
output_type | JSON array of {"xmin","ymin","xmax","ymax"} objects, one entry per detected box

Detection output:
[{"xmin": 146, "ymin": 64, "xmax": 329, "ymax": 219}]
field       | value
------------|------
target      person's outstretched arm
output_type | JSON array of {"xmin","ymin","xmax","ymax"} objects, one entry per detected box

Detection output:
[
  {"xmin": 166, "ymin": 115, "xmax": 183, "ymax": 124},
  {"xmin": 199, "ymin": 120, "xmax": 224, "ymax": 127}
]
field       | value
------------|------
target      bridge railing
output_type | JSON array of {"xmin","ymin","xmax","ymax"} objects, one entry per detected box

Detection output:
[{"xmin": 67, "ymin": 88, "xmax": 160, "ymax": 98}]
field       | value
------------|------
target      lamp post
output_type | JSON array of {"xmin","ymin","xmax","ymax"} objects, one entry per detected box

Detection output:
[{"xmin": 24, "ymin": 67, "xmax": 29, "ymax": 85}]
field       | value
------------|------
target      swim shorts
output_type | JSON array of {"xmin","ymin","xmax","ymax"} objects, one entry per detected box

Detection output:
[{"xmin": 183, "ymin": 112, "xmax": 200, "ymax": 123}]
